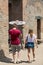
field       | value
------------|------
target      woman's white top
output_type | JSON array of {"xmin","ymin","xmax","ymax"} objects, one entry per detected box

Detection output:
[{"xmin": 26, "ymin": 34, "xmax": 37, "ymax": 43}]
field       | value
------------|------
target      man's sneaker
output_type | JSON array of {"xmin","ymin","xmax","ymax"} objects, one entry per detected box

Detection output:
[
  {"xmin": 11, "ymin": 59, "xmax": 14, "ymax": 62},
  {"xmin": 13, "ymin": 60, "xmax": 17, "ymax": 64},
  {"xmin": 12, "ymin": 59, "xmax": 16, "ymax": 64},
  {"xmin": 16, "ymin": 59, "xmax": 21, "ymax": 63}
]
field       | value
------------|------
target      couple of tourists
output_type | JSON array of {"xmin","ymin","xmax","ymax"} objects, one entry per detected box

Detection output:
[{"xmin": 9, "ymin": 23, "xmax": 38, "ymax": 64}]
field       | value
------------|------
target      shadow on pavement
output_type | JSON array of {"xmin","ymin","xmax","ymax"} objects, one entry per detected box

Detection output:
[
  {"xmin": 18, "ymin": 60, "xmax": 32, "ymax": 64},
  {"xmin": 0, "ymin": 49, "xmax": 13, "ymax": 63}
]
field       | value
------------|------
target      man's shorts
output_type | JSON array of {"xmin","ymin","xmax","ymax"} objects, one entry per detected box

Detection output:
[{"xmin": 11, "ymin": 44, "xmax": 21, "ymax": 53}]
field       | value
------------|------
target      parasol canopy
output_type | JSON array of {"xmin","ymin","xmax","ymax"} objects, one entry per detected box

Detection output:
[{"xmin": 9, "ymin": 21, "xmax": 26, "ymax": 25}]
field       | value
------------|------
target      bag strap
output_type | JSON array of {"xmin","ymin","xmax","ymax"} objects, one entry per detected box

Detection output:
[{"xmin": 26, "ymin": 35, "xmax": 28, "ymax": 42}]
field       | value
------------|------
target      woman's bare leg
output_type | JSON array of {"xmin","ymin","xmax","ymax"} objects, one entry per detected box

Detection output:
[
  {"xmin": 32, "ymin": 48, "xmax": 35, "ymax": 60},
  {"xmin": 28, "ymin": 48, "xmax": 30, "ymax": 62}
]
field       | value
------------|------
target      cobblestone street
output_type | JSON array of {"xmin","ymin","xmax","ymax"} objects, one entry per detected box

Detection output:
[{"xmin": 0, "ymin": 43, "xmax": 43, "ymax": 65}]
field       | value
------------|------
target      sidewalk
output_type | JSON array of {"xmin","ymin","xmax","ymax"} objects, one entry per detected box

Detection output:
[{"xmin": 0, "ymin": 43, "xmax": 43, "ymax": 65}]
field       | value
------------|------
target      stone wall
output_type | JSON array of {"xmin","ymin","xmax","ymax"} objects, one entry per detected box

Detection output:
[
  {"xmin": 23, "ymin": 0, "xmax": 43, "ymax": 39},
  {"xmin": 0, "ymin": 0, "xmax": 9, "ymax": 57}
]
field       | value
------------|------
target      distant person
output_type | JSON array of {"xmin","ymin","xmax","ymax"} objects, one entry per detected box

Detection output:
[
  {"xmin": 25, "ymin": 29, "xmax": 38, "ymax": 62},
  {"xmin": 9, "ymin": 23, "xmax": 22, "ymax": 63}
]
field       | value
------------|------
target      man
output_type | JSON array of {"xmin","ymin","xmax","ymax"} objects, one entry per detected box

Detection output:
[{"xmin": 9, "ymin": 23, "xmax": 22, "ymax": 63}]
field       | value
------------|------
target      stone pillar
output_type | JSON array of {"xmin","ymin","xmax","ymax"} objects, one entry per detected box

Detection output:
[{"xmin": 0, "ymin": 0, "xmax": 9, "ymax": 57}]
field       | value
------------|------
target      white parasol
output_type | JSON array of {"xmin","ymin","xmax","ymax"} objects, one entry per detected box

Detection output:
[
  {"xmin": 9, "ymin": 21, "xmax": 26, "ymax": 25},
  {"xmin": 9, "ymin": 21, "xmax": 16, "ymax": 25}
]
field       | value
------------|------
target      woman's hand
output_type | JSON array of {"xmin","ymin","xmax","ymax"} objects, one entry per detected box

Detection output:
[{"xmin": 36, "ymin": 45, "xmax": 38, "ymax": 48}]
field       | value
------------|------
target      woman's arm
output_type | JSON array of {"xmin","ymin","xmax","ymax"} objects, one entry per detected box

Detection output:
[
  {"xmin": 25, "ymin": 36, "xmax": 28, "ymax": 44},
  {"xmin": 35, "ymin": 38, "xmax": 38, "ymax": 48}
]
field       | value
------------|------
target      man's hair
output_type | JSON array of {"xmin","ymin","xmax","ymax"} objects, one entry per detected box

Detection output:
[
  {"xmin": 13, "ymin": 23, "xmax": 17, "ymax": 28},
  {"xmin": 28, "ymin": 29, "xmax": 33, "ymax": 34}
]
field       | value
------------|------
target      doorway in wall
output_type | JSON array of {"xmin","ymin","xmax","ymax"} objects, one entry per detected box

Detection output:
[
  {"xmin": 9, "ymin": 0, "xmax": 23, "ymax": 21},
  {"xmin": 37, "ymin": 18, "xmax": 41, "ymax": 44}
]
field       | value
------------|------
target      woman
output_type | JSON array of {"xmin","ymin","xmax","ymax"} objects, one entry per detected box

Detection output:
[{"xmin": 25, "ymin": 29, "xmax": 38, "ymax": 62}]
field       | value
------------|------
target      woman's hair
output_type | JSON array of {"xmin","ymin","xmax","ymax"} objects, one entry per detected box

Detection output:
[{"xmin": 28, "ymin": 29, "xmax": 33, "ymax": 34}]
